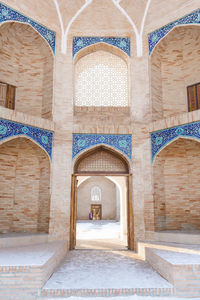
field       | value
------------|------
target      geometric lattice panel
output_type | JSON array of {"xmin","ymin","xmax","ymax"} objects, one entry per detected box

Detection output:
[
  {"xmin": 151, "ymin": 121, "xmax": 200, "ymax": 163},
  {"xmin": 149, "ymin": 9, "xmax": 200, "ymax": 55},
  {"xmin": 73, "ymin": 133, "xmax": 132, "ymax": 160},
  {"xmin": 0, "ymin": 118, "xmax": 53, "ymax": 159},
  {"xmin": 75, "ymin": 51, "xmax": 128, "ymax": 107},
  {"xmin": 76, "ymin": 149, "xmax": 128, "ymax": 173},
  {"xmin": 0, "ymin": 2, "xmax": 56, "ymax": 54}
]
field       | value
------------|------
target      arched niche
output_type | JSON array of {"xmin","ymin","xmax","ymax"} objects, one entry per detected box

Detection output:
[
  {"xmin": 0, "ymin": 137, "xmax": 50, "ymax": 234},
  {"xmin": 0, "ymin": 22, "xmax": 53, "ymax": 119},
  {"xmin": 153, "ymin": 137, "xmax": 200, "ymax": 232},
  {"xmin": 74, "ymin": 145, "xmax": 130, "ymax": 175},
  {"xmin": 73, "ymin": 43, "xmax": 129, "ymax": 113},
  {"xmin": 150, "ymin": 25, "xmax": 200, "ymax": 121}
]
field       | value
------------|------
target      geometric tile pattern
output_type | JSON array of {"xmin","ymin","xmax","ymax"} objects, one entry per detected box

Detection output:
[
  {"xmin": 72, "ymin": 134, "xmax": 132, "ymax": 160},
  {"xmin": 151, "ymin": 121, "xmax": 200, "ymax": 162},
  {"xmin": 73, "ymin": 37, "xmax": 131, "ymax": 57},
  {"xmin": 148, "ymin": 9, "xmax": 200, "ymax": 55},
  {"xmin": 0, "ymin": 2, "xmax": 56, "ymax": 55},
  {"xmin": 0, "ymin": 118, "xmax": 53, "ymax": 159}
]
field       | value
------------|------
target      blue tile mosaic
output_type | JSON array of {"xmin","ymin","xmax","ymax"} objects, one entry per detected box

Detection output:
[
  {"xmin": 148, "ymin": 9, "xmax": 200, "ymax": 55},
  {"xmin": 73, "ymin": 134, "xmax": 132, "ymax": 160},
  {"xmin": 0, "ymin": 118, "xmax": 53, "ymax": 159},
  {"xmin": 73, "ymin": 37, "xmax": 131, "ymax": 57},
  {"xmin": 151, "ymin": 121, "xmax": 200, "ymax": 163},
  {"xmin": 0, "ymin": 2, "xmax": 56, "ymax": 55}
]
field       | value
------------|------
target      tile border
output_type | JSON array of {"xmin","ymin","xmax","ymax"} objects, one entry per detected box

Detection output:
[
  {"xmin": 0, "ymin": 2, "xmax": 56, "ymax": 55},
  {"xmin": 73, "ymin": 37, "xmax": 131, "ymax": 57},
  {"xmin": 148, "ymin": 9, "xmax": 200, "ymax": 55},
  {"xmin": 0, "ymin": 118, "xmax": 53, "ymax": 159}
]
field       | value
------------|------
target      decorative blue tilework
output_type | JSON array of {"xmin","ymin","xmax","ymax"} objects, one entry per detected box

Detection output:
[
  {"xmin": 73, "ymin": 134, "xmax": 132, "ymax": 160},
  {"xmin": 73, "ymin": 37, "xmax": 131, "ymax": 57},
  {"xmin": 0, "ymin": 2, "xmax": 56, "ymax": 54},
  {"xmin": 0, "ymin": 119, "xmax": 53, "ymax": 159},
  {"xmin": 151, "ymin": 121, "xmax": 200, "ymax": 163},
  {"xmin": 149, "ymin": 9, "xmax": 200, "ymax": 55}
]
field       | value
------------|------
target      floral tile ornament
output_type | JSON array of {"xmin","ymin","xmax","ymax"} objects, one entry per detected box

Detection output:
[
  {"xmin": 149, "ymin": 9, "xmax": 200, "ymax": 55},
  {"xmin": 73, "ymin": 37, "xmax": 131, "ymax": 57},
  {"xmin": 0, "ymin": 118, "xmax": 53, "ymax": 159},
  {"xmin": 73, "ymin": 133, "xmax": 132, "ymax": 160},
  {"xmin": 0, "ymin": 2, "xmax": 56, "ymax": 54},
  {"xmin": 151, "ymin": 121, "xmax": 200, "ymax": 162}
]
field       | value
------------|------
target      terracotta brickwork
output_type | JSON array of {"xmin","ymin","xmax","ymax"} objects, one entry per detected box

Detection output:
[
  {"xmin": 151, "ymin": 26, "xmax": 200, "ymax": 121},
  {"xmin": 0, "ymin": 137, "xmax": 50, "ymax": 233},
  {"xmin": 153, "ymin": 138, "xmax": 200, "ymax": 231},
  {"xmin": 0, "ymin": 0, "xmax": 199, "ymax": 251},
  {"xmin": 0, "ymin": 22, "xmax": 53, "ymax": 119}
]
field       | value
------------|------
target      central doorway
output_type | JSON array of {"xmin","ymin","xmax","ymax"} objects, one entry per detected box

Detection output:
[{"xmin": 70, "ymin": 146, "xmax": 133, "ymax": 250}]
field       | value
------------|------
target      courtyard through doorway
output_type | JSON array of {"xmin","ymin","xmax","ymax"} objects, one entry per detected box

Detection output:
[
  {"xmin": 70, "ymin": 146, "xmax": 134, "ymax": 250},
  {"xmin": 76, "ymin": 175, "xmax": 128, "ymax": 250}
]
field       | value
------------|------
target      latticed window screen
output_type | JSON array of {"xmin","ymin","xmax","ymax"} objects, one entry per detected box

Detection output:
[
  {"xmin": 91, "ymin": 186, "xmax": 101, "ymax": 202},
  {"xmin": 75, "ymin": 51, "xmax": 128, "ymax": 107},
  {"xmin": 76, "ymin": 149, "xmax": 128, "ymax": 173}
]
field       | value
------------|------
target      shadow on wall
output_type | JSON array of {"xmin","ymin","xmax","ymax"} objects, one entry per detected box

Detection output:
[
  {"xmin": 0, "ymin": 137, "xmax": 50, "ymax": 234},
  {"xmin": 0, "ymin": 22, "xmax": 53, "ymax": 119}
]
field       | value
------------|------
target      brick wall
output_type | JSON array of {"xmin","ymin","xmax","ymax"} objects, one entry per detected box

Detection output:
[
  {"xmin": 153, "ymin": 138, "xmax": 200, "ymax": 231},
  {"xmin": 0, "ymin": 22, "xmax": 53, "ymax": 119},
  {"xmin": 0, "ymin": 137, "xmax": 50, "ymax": 233},
  {"xmin": 151, "ymin": 26, "xmax": 200, "ymax": 121}
]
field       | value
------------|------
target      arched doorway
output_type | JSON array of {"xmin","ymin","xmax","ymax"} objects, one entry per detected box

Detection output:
[{"xmin": 70, "ymin": 146, "xmax": 133, "ymax": 250}]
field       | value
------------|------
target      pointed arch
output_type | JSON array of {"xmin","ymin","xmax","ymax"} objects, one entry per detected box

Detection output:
[
  {"xmin": 0, "ymin": 137, "xmax": 51, "ymax": 234},
  {"xmin": 73, "ymin": 144, "xmax": 130, "ymax": 174}
]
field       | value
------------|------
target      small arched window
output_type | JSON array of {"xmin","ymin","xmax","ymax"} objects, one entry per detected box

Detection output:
[{"xmin": 91, "ymin": 186, "xmax": 101, "ymax": 202}]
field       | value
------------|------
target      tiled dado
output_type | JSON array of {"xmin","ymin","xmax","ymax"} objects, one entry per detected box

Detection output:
[
  {"xmin": 0, "ymin": 2, "xmax": 56, "ymax": 54},
  {"xmin": 0, "ymin": 118, "xmax": 53, "ymax": 159},
  {"xmin": 149, "ymin": 8, "xmax": 200, "ymax": 55},
  {"xmin": 73, "ymin": 37, "xmax": 130, "ymax": 57},
  {"xmin": 73, "ymin": 133, "xmax": 132, "ymax": 160},
  {"xmin": 151, "ymin": 121, "xmax": 200, "ymax": 163}
]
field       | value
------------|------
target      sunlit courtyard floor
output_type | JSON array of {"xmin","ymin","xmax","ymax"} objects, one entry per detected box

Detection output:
[
  {"xmin": 43, "ymin": 249, "xmax": 172, "ymax": 291},
  {"xmin": 76, "ymin": 220, "xmax": 127, "ymax": 250}
]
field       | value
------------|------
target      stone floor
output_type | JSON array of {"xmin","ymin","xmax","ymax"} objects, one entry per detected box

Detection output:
[{"xmin": 43, "ymin": 250, "xmax": 172, "ymax": 290}]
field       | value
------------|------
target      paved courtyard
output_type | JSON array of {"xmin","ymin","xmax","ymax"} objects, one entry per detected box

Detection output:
[{"xmin": 76, "ymin": 220, "xmax": 127, "ymax": 249}]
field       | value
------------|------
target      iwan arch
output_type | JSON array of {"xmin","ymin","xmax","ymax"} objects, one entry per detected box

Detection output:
[{"xmin": 0, "ymin": 0, "xmax": 200, "ymax": 298}]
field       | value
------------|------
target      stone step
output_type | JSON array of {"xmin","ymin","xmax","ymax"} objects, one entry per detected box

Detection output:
[
  {"xmin": 0, "ymin": 241, "xmax": 68, "ymax": 299},
  {"xmin": 41, "ymin": 249, "xmax": 173, "ymax": 298},
  {"xmin": 146, "ymin": 247, "xmax": 200, "ymax": 297},
  {"xmin": 41, "ymin": 287, "xmax": 174, "ymax": 298}
]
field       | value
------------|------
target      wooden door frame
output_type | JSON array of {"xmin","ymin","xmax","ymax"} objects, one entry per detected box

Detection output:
[{"xmin": 70, "ymin": 173, "xmax": 134, "ymax": 250}]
